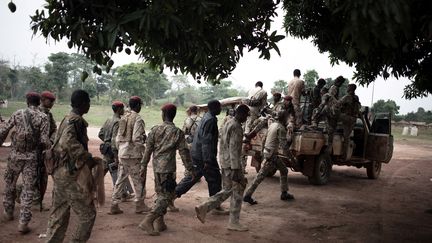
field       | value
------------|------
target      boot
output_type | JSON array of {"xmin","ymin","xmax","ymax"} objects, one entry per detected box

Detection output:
[
  {"xmin": 18, "ymin": 223, "xmax": 30, "ymax": 234},
  {"xmin": 1, "ymin": 210, "xmax": 14, "ymax": 222},
  {"xmin": 211, "ymin": 206, "xmax": 229, "ymax": 215},
  {"xmin": 280, "ymin": 191, "xmax": 295, "ymax": 201},
  {"xmin": 227, "ymin": 214, "xmax": 248, "ymax": 232},
  {"xmin": 243, "ymin": 195, "xmax": 258, "ymax": 205},
  {"xmin": 167, "ymin": 200, "xmax": 179, "ymax": 212},
  {"xmin": 108, "ymin": 204, "xmax": 123, "ymax": 215},
  {"xmin": 194, "ymin": 204, "xmax": 208, "ymax": 224},
  {"xmin": 135, "ymin": 201, "xmax": 151, "ymax": 214},
  {"xmin": 154, "ymin": 216, "xmax": 167, "ymax": 232},
  {"xmin": 138, "ymin": 212, "xmax": 160, "ymax": 236},
  {"xmin": 121, "ymin": 193, "xmax": 134, "ymax": 202}
]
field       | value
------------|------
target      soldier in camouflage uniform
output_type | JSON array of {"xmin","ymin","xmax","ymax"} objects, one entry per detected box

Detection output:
[
  {"xmin": 0, "ymin": 92, "xmax": 50, "ymax": 234},
  {"xmin": 243, "ymin": 110, "xmax": 295, "ymax": 205},
  {"xmin": 195, "ymin": 105, "xmax": 250, "ymax": 232},
  {"xmin": 245, "ymin": 81, "xmax": 267, "ymax": 134},
  {"xmin": 337, "ymin": 84, "xmax": 361, "ymax": 159},
  {"xmin": 329, "ymin": 76, "xmax": 345, "ymax": 100},
  {"xmin": 183, "ymin": 105, "xmax": 202, "ymax": 147},
  {"xmin": 98, "ymin": 101, "xmax": 133, "ymax": 200},
  {"xmin": 109, "ymin": 96, "xmax": 150, "ymax": 215},
  {"xmin": 138, "ymin": 104, "xmax": 194, "ymax": 236},
  {"xmin": 287, "ymin": 69, "xmax": 305, "ymax": 127},
  {"xmin": 45, "ymin": 90, "xmax": 99, "ymax": 242}
]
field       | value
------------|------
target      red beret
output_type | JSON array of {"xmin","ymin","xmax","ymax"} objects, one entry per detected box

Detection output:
[
  {"xmin": 161, "ymin": 103, "xmax": 177, "ymax": 112},
  {"xmin": 26, "ymin": 92, "xmax": 40, "ymax": 99},
  {"xmin": 41, "ymin": 91, "xmax": 56, "ymax": 101},
  {"xmin": 130, "ymin": 96, "xmax": 143, "ymax": 104},
  {"xmin": 284, "ymin": 95, "xmax": 293, "ymax": 101},
  {"xmin": 112, "ymin": 101, "xmax": 124, "ymax": 108}
]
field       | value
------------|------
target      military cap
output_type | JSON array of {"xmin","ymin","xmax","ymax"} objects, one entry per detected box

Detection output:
[
  {"xmin": 130, "ymin": 96, "xmax": 143, "ymax": 104},
  {"xmin": 41, "ymin": 91, "xmax": 56, "ymax": 101},
  {"xmin": 26, "ymin": 91, "xmax": 40, "ymax": 99},
  {"xmin": 112, "ymin": 101, "xmax": 124, "ymax": 108},
  {"xmin": 284, "ymin": 95, "xmax": 293, "ymax": 101},
  {"xmin": 161, "ymin": 103, "xmax": 177, "ymax": 112}
]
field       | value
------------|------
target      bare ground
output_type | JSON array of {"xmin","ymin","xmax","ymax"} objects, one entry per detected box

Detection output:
[{"xmin": 0, "ymin": 139, "xmax": 431, "ymax": 243}]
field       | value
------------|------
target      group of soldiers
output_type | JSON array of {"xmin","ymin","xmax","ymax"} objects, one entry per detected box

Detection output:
[{"xmin": 0, "ymin": 68, "xmax": 362, "ymax": 242}]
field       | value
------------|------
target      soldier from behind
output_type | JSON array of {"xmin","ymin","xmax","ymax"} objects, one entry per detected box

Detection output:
[
  {"xmin": 337, "ymin": 84, "xmax": 361, "ymax": 159},
  {"xmin": 243, "ymin": 110, "xmax": 295, "ymax": 205},
  {"xmin": 98, "ymin": 101, "xmax": 133, "ymax": 200},
  {"xmin": 245, "ymin": 81, "xmax": 268, "ymax": 134},
  {"xmin": 183, "ymin": 105, "xmax": 201, "ymax": 146},
  {"xmin": 139, "ymin": 104, "xmax": 194, "ymax": 236},
  {"xmin": 0, "ymin": 92, "xmax": 49, "ymax": 234},
  {"xmin": 312, "ymin": 79, "xmax": 327, "ymax": 109},
  {"xmin": 287, "ymin": 69, "xmax": 305, "ymax": 127},
  {"xmin": 109, "ymin": 96, "xmax": 149, "ymax": 215},
  {"xmin": 195, "ymin": 105, "xmax": 250, "ymax": 232},
  {"xmin": 329, "ymin": 76, "xmax": 345, "ymax": 100},
  {"xmin": 45, "ymin": 89, "xmax": 103, "ymax": 243}
]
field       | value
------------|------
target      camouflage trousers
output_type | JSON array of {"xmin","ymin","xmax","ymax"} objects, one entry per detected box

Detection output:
[
  {"xmin": 112, "ymin": 158, "xmax": 145, "ymax": 205},
  {"xmin": 199, "ymin": 168, "xmax": 246, "ymax": 223},
  {"xmin": 292, "ymin": 102, "xmax": 302, "ymax": 127},
  {"xmin": 151, "ymin": 172, "xmax": 176, "ymax": 216},
  {"xmin": 245, "ymin": 157, "xmax": 288, "ymax": 197},
  {"xmin": 46, "ymin": 166, "xmax": 96, "ymax": 243},
  {"xmin": 339, "ymin": 114, "xmax": 356, "ymax": 157},
  {"xmin": 3, "ymin": 152, "xmax": 37, "ymax": 224},
  {"xmin": 245, "ymin": 113, "xmax": 259, "ymax": 134}
]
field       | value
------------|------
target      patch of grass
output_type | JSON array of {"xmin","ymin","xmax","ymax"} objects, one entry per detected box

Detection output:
[
  {"xmin": 1, "ymin": 101, "xmax": 188, "ymax": 128},
  {"xmin": 392, "ymin": 125, "xmax": 432, "ymax": 144}
]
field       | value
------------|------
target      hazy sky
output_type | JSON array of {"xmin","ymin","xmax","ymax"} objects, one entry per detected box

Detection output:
[{"xmin": 1, "ymin": 1, "xmax": 431, "ymax": 114}]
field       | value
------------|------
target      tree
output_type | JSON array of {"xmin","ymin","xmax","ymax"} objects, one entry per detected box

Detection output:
[
  {"xmin": 19, "ymin": 66, "xmax": 51, "ymax": 92},
  {"xmin": 303, "ymin": 69, "xmax": 319, "ymax": 89},
  {"xmin": 283, "ymin": 0, "xmax": 432, "ymax": 99},
  {"xmin": 372, "ymin": 99, "xmax": 400, "ymax": 118},
  {"xmin": 272, "ymin": 80, "xmax": 288, "ymax": 94},
  {"xmin": 116, "ymin": 63, "xmax": 170, "ymax": 105},
  {"xmin": 30, "ymin": 0, "xmax": 285, "ymax": 83},
  {"xmin": 45, "ymin": 52, "xmax": 72, "ymax": 97},
  {"xmin": 199, "ymin": 80, "xmax": 242, "ymax": 102}
]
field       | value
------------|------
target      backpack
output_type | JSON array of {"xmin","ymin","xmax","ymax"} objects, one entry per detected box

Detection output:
[{"xmin": 14, "ymin": 109, "xmax": 38, "ymax": 152}]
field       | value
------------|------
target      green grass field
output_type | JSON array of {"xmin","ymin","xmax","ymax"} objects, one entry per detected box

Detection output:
[
  {"xmin": 0, "ymin": 101, "xmax": 188, "ymax": 128},
  {"xmin": 392, "ymin": 125, "xmax": 432, "ymax": 144}
]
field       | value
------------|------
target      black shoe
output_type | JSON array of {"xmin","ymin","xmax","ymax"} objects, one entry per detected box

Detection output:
[
  {"xmin": 243, "ymin": 195, "xmax": 258, "ymax": 205},
  {"xmin": 280, "ymin": 191, "xmax": 294, "ymax": 201}
]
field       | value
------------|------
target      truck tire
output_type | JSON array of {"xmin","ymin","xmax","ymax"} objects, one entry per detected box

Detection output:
[
  {"xmin": 366, "ymin": 161, "xmax": 381, "ymax": 179},
  {"xmin": 308, "ymin": 153, "xmax": 332, "ymax": 185}
]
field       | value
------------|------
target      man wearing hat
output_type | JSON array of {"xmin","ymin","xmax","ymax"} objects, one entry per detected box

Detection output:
[
  {"xmin": 110, "ymin": 96, "xmax": 150, "ymax": 214},
  {"xmin": 139, "ymin": 103, "xmax": 194, "ymax": 236},
  {"xmin": 98, "ymin": 101, "xmax": 134, "ymax": 201},
  {"xmin": 0, "ymin": 92, "xmax": 50, "ymax": 233}
]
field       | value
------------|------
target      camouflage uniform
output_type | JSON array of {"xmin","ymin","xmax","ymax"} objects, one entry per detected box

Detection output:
[
  {"xmin": 182, "ymin": 113, "xmax": 201, "ymax": 177},
  {"xmin": 98, "ymin": 114, "xmax": 133, "ymax": 194},
  {"xmin": 329, "ymin": 84, "xmax": 340, "ymax": 100},
  {"xmin": 312, "ymin": 93, "xmax": 339, "ymax": 150},
  {"xmin": 287, "ymin": 77, "xmax": 305, "ymax": 127},
  {"xmin": 141, "ymin": 121, "xmax": 193, "ymax": 227},
  {"xmin": 112, "ymin": 110, "xmax": 147, "ymax": 208},
  {"xmin": 196, "ymin": 118, "xmax": 246, "ymax": 225},
  {"xmin": 46, "ymin": 111, "xmax": 97, "ymax": 243},
  {"xmin": 245, "ymin": 87, "xmax": 267, "ymax": 134},
  {"xmin": 244, "ymin": 121, "xmax": 290, "ymax": 197},
  {"xmin": 337, "ymin": 93, "xmax": 361, "ymax": 158},
  {"xmin": 0, "ymin": 106, "xmax": 49, "ymax": 225}
]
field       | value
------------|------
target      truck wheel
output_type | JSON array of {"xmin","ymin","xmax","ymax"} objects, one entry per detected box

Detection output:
[
  {"xmin": 308, "ymin": 153, "xmax": 332, "ymax": 185},
  {"xmin": 366, "ymin": 161, "xmax": 381, "ymax": 179}
]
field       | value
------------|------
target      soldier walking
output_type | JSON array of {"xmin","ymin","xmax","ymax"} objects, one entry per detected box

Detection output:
[
  {"xmin": 0, "ymin": 92, "xmax": 50, "ymax": 234},
  {"xmin": 109, "ymin": 96, "xmax": 150, "ymax": 215},
  {"xmin": 195, "ymin": 105, "xmax": 250, "ymax": 231},
  {"xmin": 98, "ymin": 101, "xmax": 133, "ymax": 201},
  {"xmin": 243, "ymin": 110, "xmax": 295, "ymax": 205},
  {"xmin": 138, "ymin": 104, "xmax": 194, "ymax": 236}
]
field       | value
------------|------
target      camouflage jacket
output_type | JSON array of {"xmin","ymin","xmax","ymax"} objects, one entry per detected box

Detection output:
[
  {"xmin": 0, "ymin": 106, "xmax": 50, "ymax": 159},
  {"xmin": 337, "ymin": 93, "xmax": 361, "ymax": 118},
  {"xmin": 182, "ymin": 114, "xmax": 202, "ymax": 136},
  {"xmin": 116, "ymin": 110, "xmax": 146, "ymax": 159},
  {"xmin": 54, "ymin": 111, "xmax": 93, "ymax": 171},
  {"xmin": 99, "ymin": 114, "xmax": 121, "ymax": 155},
  {"xmin": 142, "ymin": 121, "xmax": 192, "ymax": 173},
  {"xmin": 263, "ymin": 121, "xmax": 289, "ymax": 159},
  {"xmin": 247, "ymin": 87, "xmax": 268, "ymax": 115},
  {"xmin": 329, "ymin": 85, "xmax": 340, "ymax": 100},
  {"xmin": 218, "ymin": 118, "xmax": 244, "ymax": 169},
  {"xmin": 39, "ymin": 105, "xmax": 57, "ymax": 142}
]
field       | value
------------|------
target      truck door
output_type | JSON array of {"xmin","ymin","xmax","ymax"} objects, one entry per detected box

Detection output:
[{"xmin": 365, "ymin": 113, "xmax": 393, "ymax": 163}]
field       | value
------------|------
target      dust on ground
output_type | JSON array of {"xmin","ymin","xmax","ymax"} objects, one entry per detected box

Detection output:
[{"xmin": 0, "ymin": 138, "xmax": 431, "ymax": 243}]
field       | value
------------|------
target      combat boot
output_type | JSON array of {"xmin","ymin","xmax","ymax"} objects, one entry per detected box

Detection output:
[
  {"xmin": 1, "ymin": 210, "xmax": 14, "ymax": 222},
  {"xmin": 243, "ymin": 195, "xmax": 258, "ymax": 205},
  {"xmin": 227, "ymin": 214, "xmax": 248, "ymax": 232},
  {"xmin": 154, "ymin": 216, "xmax": 167, "ymax": 232},
  {"xmin": 167, "ymin": 200, "xmax": 179, "ymax": 212},
  {"xmin": 108, "ymin": 204, "xmax": 123, "ymax": 215},
  {"xmin": 211, "ymin": 206, "xmax": 229, "ymax": 216},
  {"xmin": 194, "ymin": 204, "xmax": 208, "ymax": 223},
  {"xmin": 138, "ymin": 212, "xmax": 160, "ymax": 236},
  {"xmin": 135, "ymin": 200, "xmax": 151, "ymax": 214},
  {"xmin": 280, "ymin": 191, "xmax": 295, "ymax": 201},
  {"xmin": 18, "ymin": 223, "xmax": 30, "ymax": 234}
]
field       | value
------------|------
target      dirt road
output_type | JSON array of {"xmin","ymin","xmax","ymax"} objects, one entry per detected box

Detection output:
[{"xmin": 0, "ymin": 139, "xmax": 431, "ymax": 243}]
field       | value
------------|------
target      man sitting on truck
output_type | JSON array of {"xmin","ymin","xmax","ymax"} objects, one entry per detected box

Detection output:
[{"xmin": 243, "ymin": 110, "xmax": 295, "ymax": 205}]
